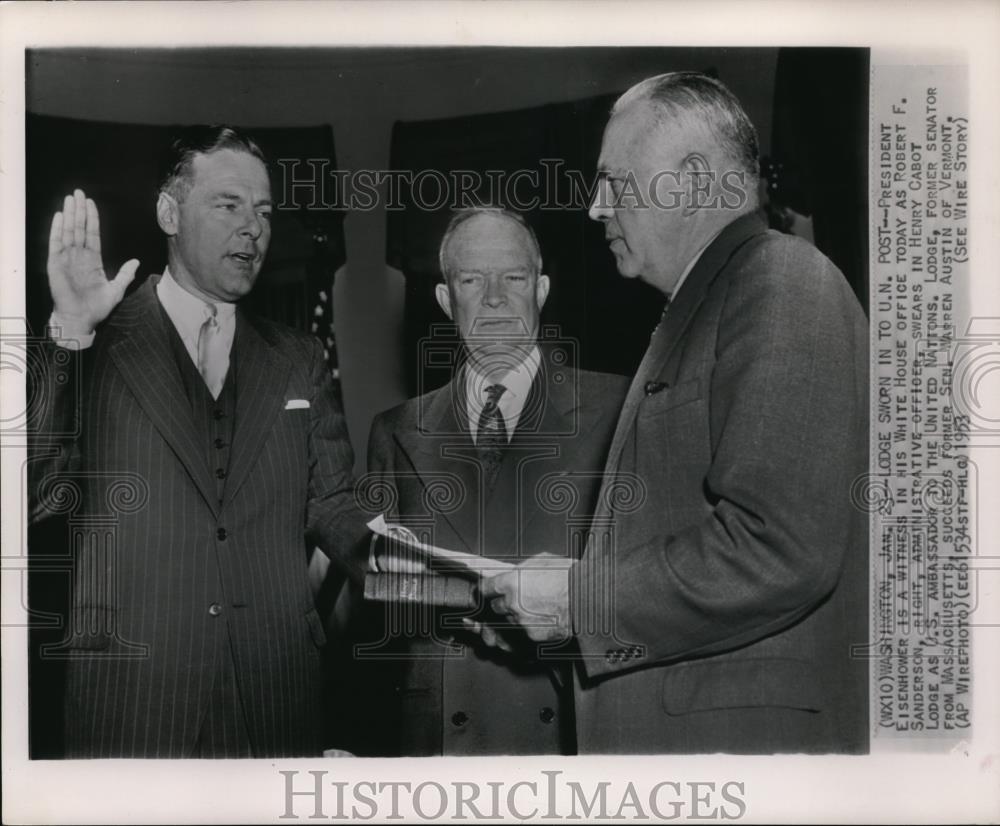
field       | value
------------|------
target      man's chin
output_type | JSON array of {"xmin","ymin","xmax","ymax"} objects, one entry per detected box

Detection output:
[
  {"xmin": 614, "ymin": 261, "xmax": 642, "ymax": 280},
  {"xmin": 610, "ymin": 250, "xmax": 641, "ymax": 280},
  {"xmin": 222, "ymin": 273, "xmax": 260, "ymax": 301}
]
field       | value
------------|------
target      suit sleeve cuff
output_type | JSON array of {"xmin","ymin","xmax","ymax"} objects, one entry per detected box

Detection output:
[{"xmin": 570, "ymin": 545, "xmax": 651, "ymax": 679}]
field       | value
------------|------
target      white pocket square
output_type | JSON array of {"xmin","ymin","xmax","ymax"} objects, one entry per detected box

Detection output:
[{"xmin": 284, "ymin": 399, "xmax": 310, "ymax": 410}]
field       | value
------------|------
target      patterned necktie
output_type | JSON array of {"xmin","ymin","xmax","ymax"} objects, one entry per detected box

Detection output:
[
  {"xmin": 476, "ymin": 383, "xmax": 508, "ymax": 492},
  {"xmin": 197, "ymin": 303, "xmax": 228, "ymax": 400}
]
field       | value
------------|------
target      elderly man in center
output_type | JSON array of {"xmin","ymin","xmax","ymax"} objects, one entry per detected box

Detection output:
[{"xmin": 357, "ymin": 207, "xmax": 627, "ymax": 755}]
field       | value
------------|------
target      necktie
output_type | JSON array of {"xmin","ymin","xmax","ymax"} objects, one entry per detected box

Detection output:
[
  {"xmin": 476, "ymin": 383, "xmax": 507, "ymax": 492},
  {"xmin": 197, "ymin": 303, "xmax": 228, "ymax": 399}
]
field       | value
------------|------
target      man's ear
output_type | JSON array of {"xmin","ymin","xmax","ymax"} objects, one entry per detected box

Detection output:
[
  {"xmin": 156, "ymin": 191, "xmax": 179, "ymax": 236},
  {"xmin": 535, "ymin": 274, "xmax": 551, "ymax": 310},
  {"xmin": 681, "ymin": 152, "xmax": 712, "ymax": 217},
  {"xmin": 434, "ymin": 282, "xmax": 453, "ymax": 320}
]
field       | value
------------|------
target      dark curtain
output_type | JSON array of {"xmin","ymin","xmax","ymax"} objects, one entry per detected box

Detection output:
[
  {"xmin": 24, "ymin": 114, "xmax": 345, "ymax": 758},
  {"xmin": 768, "ymin": 48, "xmax": 870, "ymax": 308},
  {"xmin": 386, "ymin": 93, "xmax": 667, "ymax": 395}
]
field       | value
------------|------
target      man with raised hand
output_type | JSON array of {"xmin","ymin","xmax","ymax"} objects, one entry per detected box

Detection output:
[{"xmin": 33, "ymin": 126, "xmax": 368, "ymax": 758}]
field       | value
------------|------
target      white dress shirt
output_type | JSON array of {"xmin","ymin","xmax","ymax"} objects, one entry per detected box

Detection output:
[
  {"xmin": 155, "ymin": 268, "xmax": 237, "ymax": 379},
  {"xmin": 464, "ymin": 345, "xmax": 541, "ymax": 445}
]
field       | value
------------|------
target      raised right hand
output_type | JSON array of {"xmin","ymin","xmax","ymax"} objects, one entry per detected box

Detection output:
[{"xmin": 47, "ymin": 189, "xmax": 140, "ymax": 333}]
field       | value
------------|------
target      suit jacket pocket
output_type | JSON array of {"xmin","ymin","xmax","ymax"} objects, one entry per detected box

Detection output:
[
  {"xmin": 305, "ymin": 607, "xmax": 328, "ymax": 648},
  {"xmin": 637, "ymin": 379, "xmax": 702, "ymax": 418},
  {"xmin": 661, "ymin": 656, "xmax": 824, "ymax": 715}
]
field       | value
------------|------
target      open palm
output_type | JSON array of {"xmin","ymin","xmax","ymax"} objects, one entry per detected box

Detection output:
[{"xmin": 47, "ymin": 189, "xmax": 139, "ymax": 332}]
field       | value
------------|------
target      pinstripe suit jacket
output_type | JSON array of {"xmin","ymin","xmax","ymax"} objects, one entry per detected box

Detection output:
[
  {"xmin": 31, "ymin": 275, "xmax": 368, "ymax": 758},
  {"xmin": 571, "ymin": 213, "xmax": 870, "ymax": 753}
]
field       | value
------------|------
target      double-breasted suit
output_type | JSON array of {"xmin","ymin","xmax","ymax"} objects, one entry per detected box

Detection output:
[
  {"xmin": 31, "ymin": 275, "xmax": 368, "ymax": 757},
  {"xmin": 571, "ymin": 213, "xmax": 870, "ymax": 753},
  {"xmin": 361, "ymin": 347, "xmax": 627, "ymax": 755}
]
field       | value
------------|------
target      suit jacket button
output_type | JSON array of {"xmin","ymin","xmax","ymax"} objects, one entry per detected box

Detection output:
[
  {"xmin": 217, "ymin": 528, "xmax": 228, "ymax": 541},
  {"xmin": 208, "ymin": 603, "xmax": 223, "ymax": 617},
  {"xmin": 213, "ymin": 409, "xmax": 225, "ymax": 420},
  {"xmin": 539, "ymin": 707, "xmax": 556, "ymax": 724},
  {"xmin": 451, "ymin": 711, "xmax": 469, "ymax": 727}
]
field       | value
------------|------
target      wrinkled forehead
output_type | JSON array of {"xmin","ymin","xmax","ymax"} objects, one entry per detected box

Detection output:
[{"xmin": 443, "ymin": 214, "xmax": 539, "ymax": 275}]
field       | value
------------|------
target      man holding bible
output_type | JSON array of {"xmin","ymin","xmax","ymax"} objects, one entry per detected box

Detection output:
[
  {"xmin": 480, "ymin": 73, "xmax": 869, "ymax": 754},
  {"xmin": 361, "ymin": 208, "xmax": 627, "ymax": 755}
]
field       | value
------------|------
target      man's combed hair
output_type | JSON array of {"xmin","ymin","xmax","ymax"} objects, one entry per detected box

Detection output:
[
  {"xmin": 438, "ymin": 207, "xmax": 543, "ymax": 281},
  {"xmin": 615, "ymin": 72, "xmax": 760, "ymax": 190},
  {"xmin": 157, "ymin": 125, "xmax": 268, "ymax": 201}
]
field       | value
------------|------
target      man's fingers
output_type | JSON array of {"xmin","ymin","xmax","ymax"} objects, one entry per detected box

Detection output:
[
  {"xmin": 486, "ymin": 626, "xmax": 513, "ymax": 652},
  {"xmin": 61, "ymin": 194, "xmax": 75, "ymax": 249},
  {"xmin": 490, "ymin": 595, "xmax": 510, "ymax": 616},
  {"xmin": 85, "ymin": 199, "xmax": 101, "ymax": 253},
  {"xmin": 49, "ymin": 212, "xmax": 64, "ymax": 256},
  {"xmin": 479, "ymin": 623, "xmax": 513, "ymax": 652},
  {"xmin": 461, "ymin": 617, "xmax": 490, "ymax": 644},
  {"xmin": 111, "ymin": 259, "xmax": 140, "ymax": 301},
  {"xmin": 480, "ymin": 571, "xmax": 512, "ymax": 599},
  {"xmin": 460, "ymin": 617, "xmax": 513, "ymax": 652},
  {"xmin": 72, "ymin": 189, "xmax": 87, "ymax": 248}
]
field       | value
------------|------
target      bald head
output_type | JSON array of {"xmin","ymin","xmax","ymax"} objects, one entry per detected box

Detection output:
[{"xmin": 439, "ymin": 208, "xmax": 542, "ymax": 283}]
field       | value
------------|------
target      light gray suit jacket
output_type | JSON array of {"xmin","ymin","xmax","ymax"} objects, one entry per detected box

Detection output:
[{"xmin": 571, "ymin": 212, "xmax": 869, "ymax": 753}]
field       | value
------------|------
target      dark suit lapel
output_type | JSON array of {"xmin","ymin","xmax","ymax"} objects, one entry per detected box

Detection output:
[
  {"xmin": 107, "ymin": 276, "xmax": 219, "ymax": 516},
  {"xmin": 512, "ymin": 358, "xmax": 596, "ymax": 540},
  {"xmin": 224, "ymin": 312, "xmax": 291, "ymax": 505},
  {"xmin": 598, "ymin": 212, "xmax": 768, "ymax": 513},
  {"xmin": 392, "ymin": 379, "xmax": 480, "ymax": 554}
]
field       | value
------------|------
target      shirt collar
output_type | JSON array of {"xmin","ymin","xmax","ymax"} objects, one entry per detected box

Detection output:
[
  {"xmin": 158, "ymin": 267, "xmax": 237, "ymax": 322},
  {"xmin": 465, "ymin": 344, "xmax": 541, "ymax": 431}
]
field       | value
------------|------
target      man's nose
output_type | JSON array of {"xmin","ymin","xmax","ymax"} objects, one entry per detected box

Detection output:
[
  {"xmin": 239, "ymin": 208, "xmax": 264, "ymax": 240},
  {"xmin": 588, "ymin": 179, "xmax": 613, "ymax": 222},
  {"xmin": 481, "ymin": 277, "xmax": 507, "ymax": 308}
]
